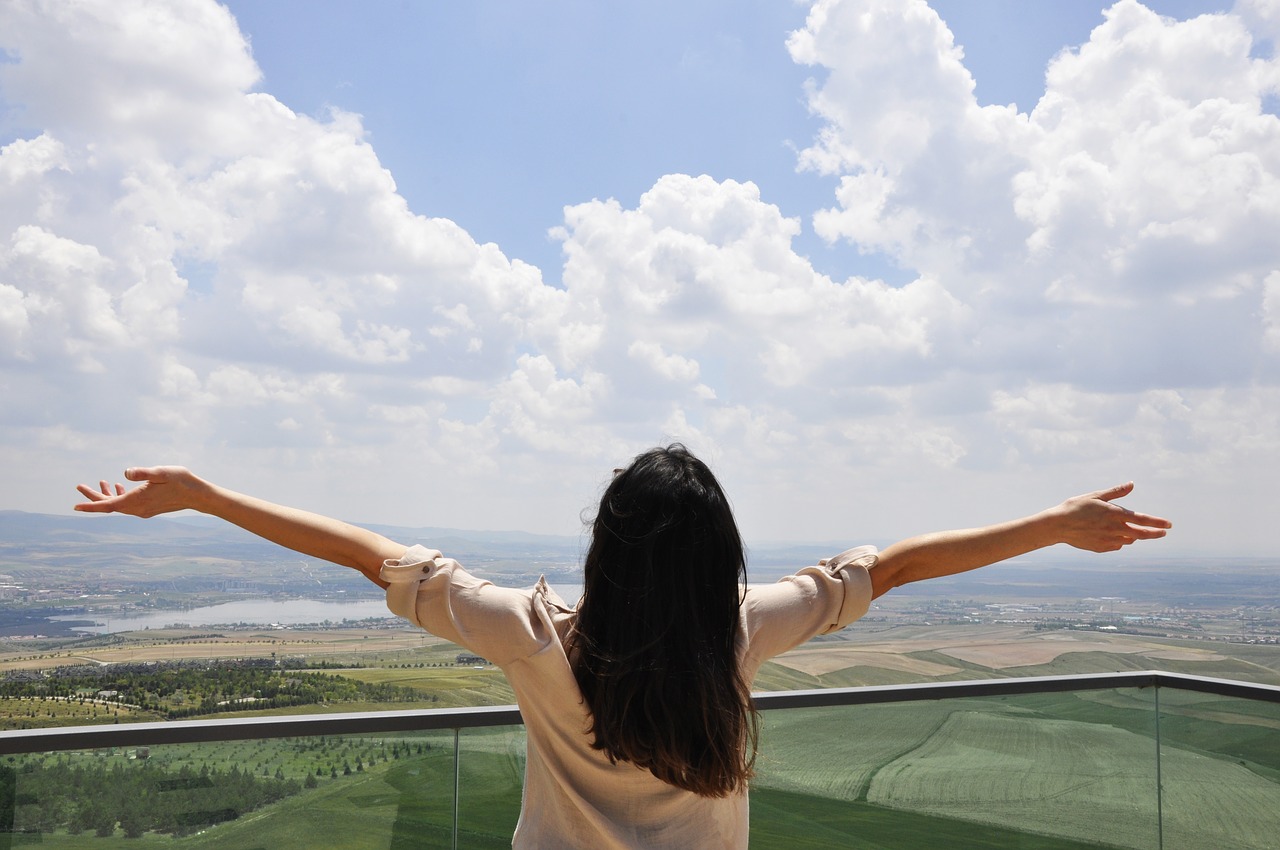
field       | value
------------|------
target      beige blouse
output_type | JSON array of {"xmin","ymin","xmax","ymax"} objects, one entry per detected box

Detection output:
[{"xmin": 382, "ymin": 544, "xmax": 876, "ymax": 850}]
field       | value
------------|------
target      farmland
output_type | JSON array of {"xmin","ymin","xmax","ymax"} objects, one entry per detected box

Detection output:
[
  {"xmin": 0, "ymin": 511, "xmax": 1276, "ymax": 846},
  {"xmin": 3, "ymin": 686, "xmax": 1277, "ymax": 848},
  {"xmin": 0, "ymin": 630, "xmax": 1275, "ymax": 848}
]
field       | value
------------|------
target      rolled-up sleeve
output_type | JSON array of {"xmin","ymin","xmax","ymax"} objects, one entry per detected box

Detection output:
[
  {"xmin": 380, "ymin": 544, "xmax": 554, "ymax": 667},
  {"xmin": 742, "ymin": 545, "xmax": 877, "ymax": 665}
]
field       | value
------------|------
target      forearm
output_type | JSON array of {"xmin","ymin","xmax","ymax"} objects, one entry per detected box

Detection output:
[
  {"xmin": 192, "ymin": 481, "xmax": 405, "ymax": 588},
  {"xmin": 75, "ymin": 466, "xmax": 408, "ymax": 586},
  {"xmin": 870, "ymin": 510, "xmax": 1060, "ymax": 599},
  {"xmin": 868, "ymin": 483, "xmax": 1170, "ymax": 599}
]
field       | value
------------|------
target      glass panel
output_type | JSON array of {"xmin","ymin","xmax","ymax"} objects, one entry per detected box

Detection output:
[
  {"xmin": 0, "ymin": 683, "xmax": 1274, "ymax": 849},
  {"xmin": 1156, "ymin": 687, "xmax": 1280, "ymax": 850},
  {"xmin": 0, "ymin": 730, "xmax": 457, "ymax": 849},
  {"xmin": 455, "ymin": 725, "xmax": 525, "ymax": 849},
  {"xmin": 752, "ymin": 689, "xmax": 1161, "ymax": 849}
]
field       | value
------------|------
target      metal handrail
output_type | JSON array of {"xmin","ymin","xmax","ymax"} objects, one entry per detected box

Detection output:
[{"xmin": 1, "ymin": 670, "xmax": 1276, "ymax": 755}]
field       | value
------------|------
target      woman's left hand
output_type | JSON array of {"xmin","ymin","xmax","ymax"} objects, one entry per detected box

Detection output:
[
  {"xmin": 1051, "ymin": 482, "xmax": 1172, "ymax": 553},
  {"xmin": 74, "ymin": 466, "xmax": 209, "ymax": 518}
]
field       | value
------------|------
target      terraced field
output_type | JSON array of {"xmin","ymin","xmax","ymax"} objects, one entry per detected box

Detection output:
[
  {"xmin": 753, "ymin": 690, "xmax": 1280, "ymax": 849},
  {"xmin": 2, "ymin": 623, "xmax": 1277, "ymax": 846},
  {"xmin": 753, "ymin": 701, "xmax": 956, "ymax": 801},
  {"xmin": 4, "ymin": 690, "xmax": 1277, "ymax": 848}
]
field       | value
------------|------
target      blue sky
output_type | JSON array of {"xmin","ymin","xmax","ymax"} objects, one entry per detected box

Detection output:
[
  {"xmin": 1, "ymin": 0, "xmax": 1276, "ymax": 555},
  {"xmin": 223, "ymin": 0, "xmax": 1232, "ymax": 281}
]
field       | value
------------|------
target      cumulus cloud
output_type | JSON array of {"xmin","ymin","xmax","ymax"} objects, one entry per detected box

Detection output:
[
  {"xmin": 0, "ymin": 0, "xmax": 1275, "ymax": 550},
  {"xmin": 550, "ymin": 175, "xmax": 966, "ymax": 395},
  {"xmin": 792, "ymin": 0, "xmax": 1280, "ymax": 389}
]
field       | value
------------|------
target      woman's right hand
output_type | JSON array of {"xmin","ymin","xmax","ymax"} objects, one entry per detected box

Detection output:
[
  {"xmin": 74, "ymin": 466, "xmax": 210, "ymax": 518},
  {"xmin": 75, "ymin": 466, "xmax": 403, "ymax": 585}
]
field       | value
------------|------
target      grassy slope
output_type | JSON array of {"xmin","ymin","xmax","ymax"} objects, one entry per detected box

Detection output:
[
  {"xmin": 750, "ymin": 788, "xmax": 1123, "ymax": 850},
  {"xmin": 13, "ymin": 694, "xmax": 1280, "ymax": 850},
  {"xmin": 6, "ymin": 631, "xmax": 1279, "ymax": 848}
]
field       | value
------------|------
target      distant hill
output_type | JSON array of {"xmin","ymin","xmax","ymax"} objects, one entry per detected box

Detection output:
[
  {"xmin": 1, "ymin": 509, "xmax": 239, "ymax": 545},
  {"xmin": 0, "ymin": 510, "xmax": 585, "ymax": 561},
  {"xmin": 1, "ymin": 511, "xmax": 1277, "ymax": 608}
]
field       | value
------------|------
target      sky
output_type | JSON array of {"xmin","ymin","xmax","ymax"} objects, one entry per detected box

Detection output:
[{"xmin": 1, "ymin": 0, "xmax": 1277, "ymax": 556}]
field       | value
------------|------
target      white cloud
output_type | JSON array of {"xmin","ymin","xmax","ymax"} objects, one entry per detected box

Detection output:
[
  {"xmin": 0, "ymin": 283, "xmax": 31, "ymax": 356},
  {"xmin": 791, "ymin": 0, "xmax": 1032, "ymax": 274},
  {"xmin": 0, "ymin": 225, "xmax": 138, "ymax": 369},
  {"xmin": 0, "ymin": 0, "xmax": 259, "ymax": 155},
  {"xmin": 792, "ymin": 0, "xmax": 1280, "ymax": 395},
  {"xmin": 627, "ymin": 340, "xmax": 702, "ymax": 383},
  {"xmin": 0, "ymin": 0, "xmax": 1276, "ymax": 552},
  {"xmin": 1263, "ymin": 270, "xmax": 1280, "ymax": 350},
  {"xmin": 1234, "ymin": 0, "xmax": 1280, "ymax": 53},
  {"xmin": 1021, "ymin": 2, "xmax": 1280, "ymax": 303},
  {"xmin": 551, "ymin": 174, "xmax": 966, "ymax": 397}
]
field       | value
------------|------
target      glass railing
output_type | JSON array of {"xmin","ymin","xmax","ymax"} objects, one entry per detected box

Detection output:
[{"xmin": 0, "ymin": 672, "xmax": 1276, "ymax": 849}]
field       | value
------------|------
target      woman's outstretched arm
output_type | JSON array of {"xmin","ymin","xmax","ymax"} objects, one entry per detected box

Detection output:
[
  {"xmin": 74, "ymin": 467, "xmax": 405, "ymax": 588},
  {"xmin": 868, "ymin": 482, "xmax": 1171, "ymax": 600}
]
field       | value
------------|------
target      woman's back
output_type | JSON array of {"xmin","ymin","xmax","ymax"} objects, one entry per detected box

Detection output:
[
  {"xmin": 382, "ymin": 538, "xmax": 877, "ymax": 849},
  {"xmin": 569, "ymin": 446, "xmax": 755, "ymax": 797}
]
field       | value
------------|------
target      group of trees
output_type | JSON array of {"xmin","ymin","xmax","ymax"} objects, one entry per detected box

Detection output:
[
  {"xmin": 0, "ymin": 759, "xmax": 299, "ymax": 838},
  {"xmin": 0, "ymin": 736, "xmax": 441, "ymax": 839},
  {"xmin": 0, "ymin": 666, "xmax": 421, "ymax": 720}
]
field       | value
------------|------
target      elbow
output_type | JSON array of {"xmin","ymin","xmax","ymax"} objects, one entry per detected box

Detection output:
[
  {"xmin": 355, "ymin": 555, "xmax": 392, "ymax": 589},
  {"xmin": 358, "ymin": 540, "xmax": 406, "ymax": 589},
  {"xmin": 869, "ymin": 562, "xmax": 903, "ymax": 600},
  {"xmin": 869, "ymin": 547, "xmax": 924, "ymax": 599}
]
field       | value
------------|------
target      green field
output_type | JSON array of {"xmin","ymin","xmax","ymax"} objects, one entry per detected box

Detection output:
[
  {"xmin": 753, "ymin": 691, "xmax": 1280, "ymax": 850},
  {"xmin": 749, "ymin": 789, "xmax": 1119, "ymax": 850},
  {"xmin": 2, "ymin": 625, "xmax": 1278, "ymax": 847},
  {"xmin": 319, "ymin": 665, "xmax": 516, "ymax": 708},
  {"xmin": 2, "ymin": 688, "xmax": 1277, "ymax": 849}
]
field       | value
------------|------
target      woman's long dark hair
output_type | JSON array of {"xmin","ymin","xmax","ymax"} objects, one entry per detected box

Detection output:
[{"xmin": 567, "ymin": 444, "xmax": 758, "ymax": 797}]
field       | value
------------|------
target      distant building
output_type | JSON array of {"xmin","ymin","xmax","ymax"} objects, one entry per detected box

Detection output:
[{"xmin": 456, "ymin": 654, "xmax": 488, "ymax": 665}]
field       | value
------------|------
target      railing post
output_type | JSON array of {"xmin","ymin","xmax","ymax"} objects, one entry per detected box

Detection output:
[
  {"xmin": 452, "ymin": 726, "xmax": 460, "ymax": 850},
  {"xmin": 1154, "ymin": 684, "xmax": 1164, "ymax": 850}
]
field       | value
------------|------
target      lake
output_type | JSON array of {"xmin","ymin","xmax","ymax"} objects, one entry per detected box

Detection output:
[
  {"xmin": 54, "ymin": 583, "xmax": 585, "ymax": 634},
  {"xmin": 55, "ymin": 598, "xmax": 399, "ymax": 634}
]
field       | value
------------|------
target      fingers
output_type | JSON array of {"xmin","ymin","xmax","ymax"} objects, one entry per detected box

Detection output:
[
  {"xmin": 75, "ymin": 483, "xmax": 112, "ymax": 502},
  {"xmin": 74, "ymin": 475, "xmax": 134, "ymax": 513},
  {"xmin": 75, "ymin": 482, "xmax": 114, "ymax": 512},
  {"xmin": 1126, "ymin": 513, "xmax": 1172, "ymax": 531},
  {"xmin": 74, "ymin": 491, "xmax": 114, "ymax": 512},
  {"xmin": 1093, "ymin": 482, "xmax": 1135, "ymax": 502},
  {"xmin": 1097, "ymin": 515, "xmax": 1169, "ymax": 550},
  {"xmin": 74, "ymin": 466, "xmax": 192, "ymax": 518},
  {"xmin": 1061, "ymin": 481, "xmax": 1172, "ymax": 553},
  {"xmin": 1089, "ymin": 482, "xmax": 1172, "ymax": 534}
]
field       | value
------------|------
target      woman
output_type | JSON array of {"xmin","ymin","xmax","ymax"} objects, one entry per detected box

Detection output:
[{"xmin": 75, "ymin": 445, "xmax": 1170, "ymax": 849}]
